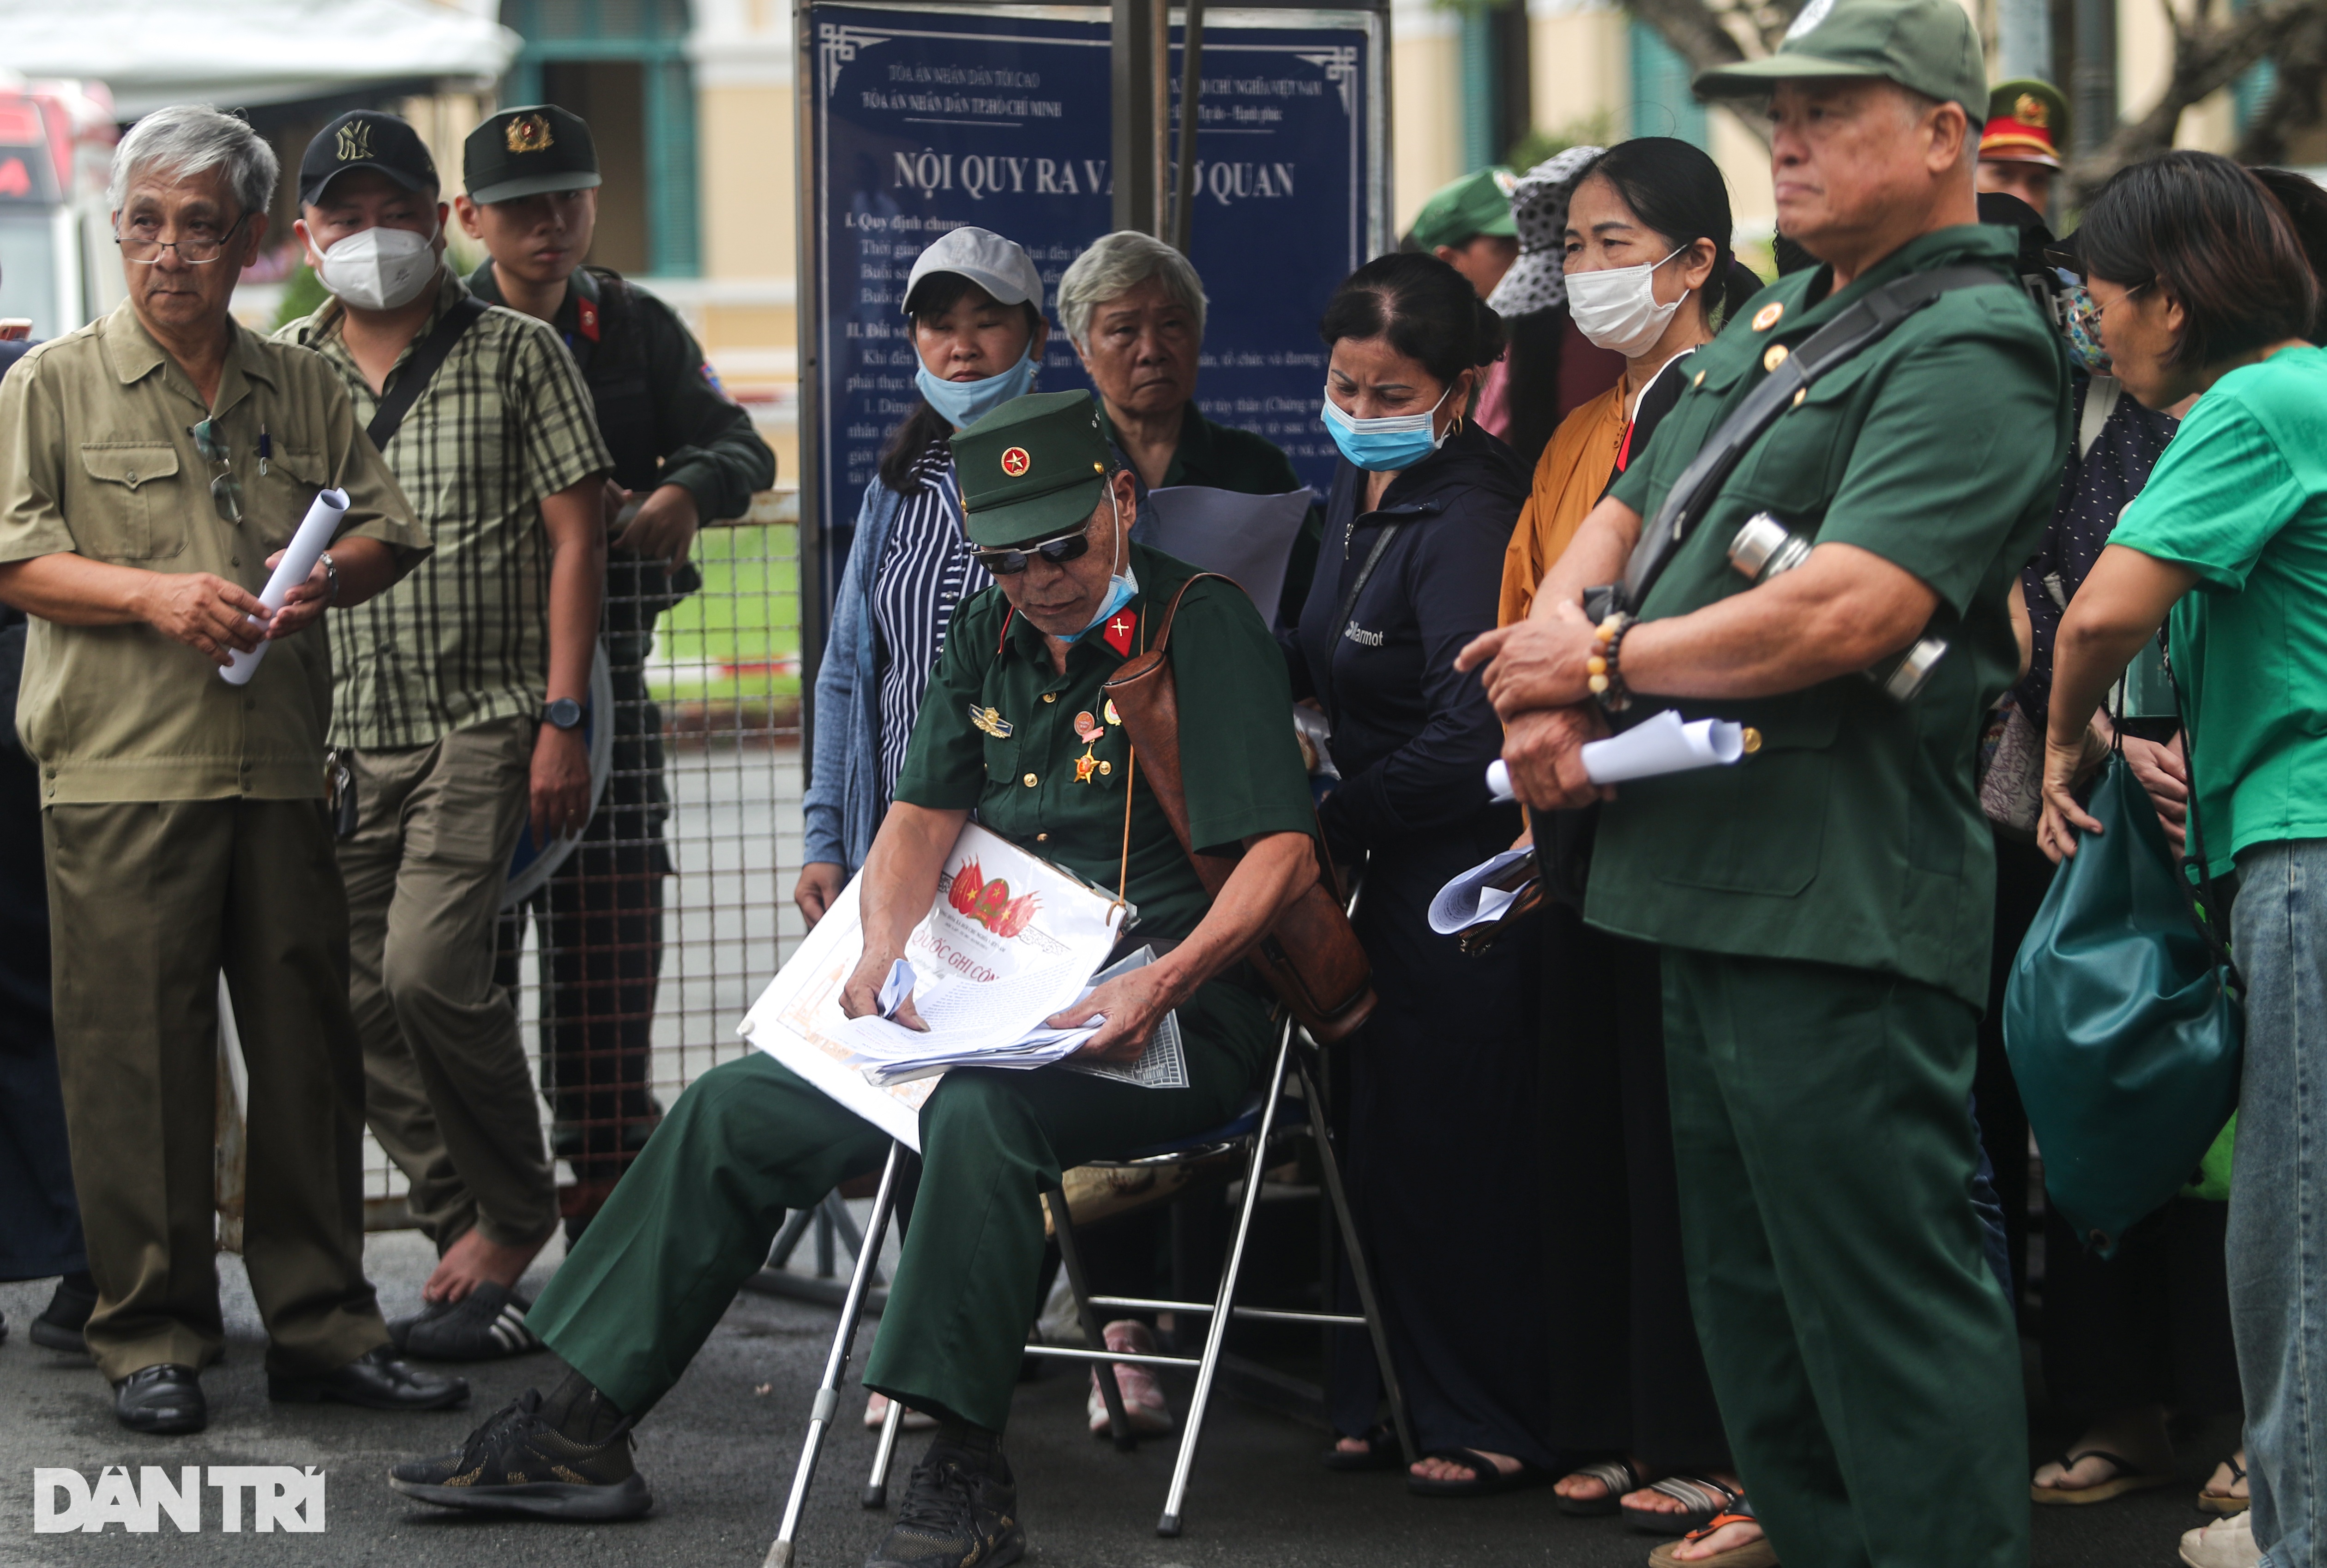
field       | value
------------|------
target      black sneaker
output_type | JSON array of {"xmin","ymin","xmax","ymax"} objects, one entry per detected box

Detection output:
[
  {"xmin": 389, "ymin": 1389, "xmax": 650, "ymax": 1520},
  {"xmin": 866, "ymin": 1442, "xmax": 1025, "ymax": 1568},
  {"xmin": 387, "ymin": 1282, "xmax": 545, "ymax": 1361}
]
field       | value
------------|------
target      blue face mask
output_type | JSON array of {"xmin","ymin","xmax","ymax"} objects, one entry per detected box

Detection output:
[
  {"xmin": 1318, "ymin": 384, "xmax": 1455, "ymax": 472},
  {"xmin": 1077, "ymin": 494, "xmax": 1140, "ymax": 638},
  {"xmin": 915, "ymin": 349, "xmax": 1038, "ymax": 429}
]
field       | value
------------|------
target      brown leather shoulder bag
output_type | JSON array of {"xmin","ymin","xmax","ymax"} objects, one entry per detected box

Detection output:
[{"xmin": 1100, "ymin": 573, "xmax": 1377, "ymax": 1044}]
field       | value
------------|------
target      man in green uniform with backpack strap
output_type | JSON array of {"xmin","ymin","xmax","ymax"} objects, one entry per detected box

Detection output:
[
  {"xmin": 1461, "ymin": 0, "xmax": 2071, "ymax": 1562},
  {"xmin": 386, "ymin": 391, "xmax": 1320, "ymax": 1568}
]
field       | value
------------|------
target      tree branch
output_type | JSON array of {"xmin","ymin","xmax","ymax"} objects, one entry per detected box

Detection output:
[{"xmin": 2069, "ymin": 0, "xmax": 2322, "ymax": 200}]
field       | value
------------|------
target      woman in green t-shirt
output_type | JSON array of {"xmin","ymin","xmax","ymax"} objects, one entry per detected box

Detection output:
[{"xmin": 2038, "ymin": 150, "xmax": 2326, "ymax": 1568}]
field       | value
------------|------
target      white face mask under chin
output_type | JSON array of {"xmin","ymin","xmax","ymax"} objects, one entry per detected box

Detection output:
[
  {"xmin": 1567, "ymin": 245, "xmax": 1690, "ymax": 359},
  {"xmin": 313, "ymin": 223, "xmax": 440, "ymax": 312}
]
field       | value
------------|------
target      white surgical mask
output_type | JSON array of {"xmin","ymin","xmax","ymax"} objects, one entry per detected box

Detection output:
[
  {"xmin": 313, "ymin": 223, "xmax": 439, "ymax": 312},
  {"xmin": 1567, "ymin": 245, "xmax": 1690, "ymax": 358}
]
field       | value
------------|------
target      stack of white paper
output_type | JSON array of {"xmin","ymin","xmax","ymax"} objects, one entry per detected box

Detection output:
[
  {"xmin": 740, "ymin": 823, "xmax": 1138, "ymax": 1149},
  {"xmin": 851, "ymin": 947, "xmax": 1187, "ymax": 1090}
]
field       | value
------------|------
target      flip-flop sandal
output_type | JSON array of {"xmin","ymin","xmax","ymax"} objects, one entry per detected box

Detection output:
[
  {"xmin": 1648, "ymin": 1504, "xmax": 1779, "ymax": 1568},
  {"xmin": 1322, "ymin": 1424, "xmax": 1403, "ymax": 1472},
  {"xmin": 2030, "ymin": 1448, "xmax": 2175, "ymax": 1506},
  {"xmin": 2198, "ymin": 1454, "xmax": 2250, "ymax": 1516},
  {"xmin": 1556, "ymin": 1457, "xmax": 1644, "ymax": 1517},
  {"xmin": 1624, "ymin": 1475, "xmax": 1742, "ymax": 1536},
  {"xmin": 1405, "ymin": 1448, "xmax": 1550, "ymax": 1499}
]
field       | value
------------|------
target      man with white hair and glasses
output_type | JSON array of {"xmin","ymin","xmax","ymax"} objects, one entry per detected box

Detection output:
[{"xmin": 0, "ymin": 103, "xmax": 461, "ymax": 1434}]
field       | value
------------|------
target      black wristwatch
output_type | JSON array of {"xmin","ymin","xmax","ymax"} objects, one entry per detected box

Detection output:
[{"xmin": 543, "ymin": 697, "xmax": 587, "ymax": 732}]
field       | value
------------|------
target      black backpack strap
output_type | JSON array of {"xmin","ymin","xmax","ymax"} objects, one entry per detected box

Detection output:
[
  {"xmin": 366, "ymin": 294, "xmax": 491, "ymax": 450},
  {"xmin": 1606, "ymin": 264, "xmax": 2010, "ymax": 614}
]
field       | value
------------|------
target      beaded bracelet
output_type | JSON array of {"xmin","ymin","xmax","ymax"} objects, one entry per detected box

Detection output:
[{"xmin": 1587, "ymin": 613, "xmax": 1636, "ymax": 714}]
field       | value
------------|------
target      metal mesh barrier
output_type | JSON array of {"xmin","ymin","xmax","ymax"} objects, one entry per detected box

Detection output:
[{"xmin": 360, "ymin": 496, "xmax": 805, "ymax": 1226}]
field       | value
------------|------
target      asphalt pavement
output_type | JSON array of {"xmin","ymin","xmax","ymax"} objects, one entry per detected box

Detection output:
[{"xmin": 0, "ymin": 1232, "xmax": 2237, "ymax": 1567}]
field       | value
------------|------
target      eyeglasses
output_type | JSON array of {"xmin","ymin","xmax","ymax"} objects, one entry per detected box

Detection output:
[
  {"xmin": 115, "ymin": 210, "xmax": 254, "ymax": 267},
  {"xmin": 188, "ymin": 419, "xmax": 244, "ymax": 524},
  {"xmin": 973, "ymin": 523, "xmax": 1094, "ymax": 576},
  {"xmin": 2086, "ymin": 279, "xmax": 2156, "ymax": 322}
]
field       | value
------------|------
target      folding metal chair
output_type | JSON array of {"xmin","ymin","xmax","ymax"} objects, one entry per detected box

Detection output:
[{"xmin": 759, "ymin": 1011, "xmax": 1413, "ymax": 1566}]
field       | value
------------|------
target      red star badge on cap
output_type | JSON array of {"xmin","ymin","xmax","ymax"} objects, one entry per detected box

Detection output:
[
  {"xmin": 1000, "ymin": 446, "xmax": 1030, "ymax": 477},
  {"xmin": 1103, "ymin": 611, "xmax": 1136, "ymax": 656}
]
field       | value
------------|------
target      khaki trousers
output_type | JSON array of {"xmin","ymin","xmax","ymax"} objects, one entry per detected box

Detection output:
[
  {"xmin": 343, "ymin": 716, "xmax": 557, "ymax": 1250},
  {"xmin": 44, "ymin": 798, "xmax": 388, "ymax": 1381}
]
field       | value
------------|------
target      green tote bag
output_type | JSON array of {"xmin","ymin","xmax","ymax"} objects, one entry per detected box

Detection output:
[{"xmin": 2003, "ymin": 751, "xmax": 2243, "ymax": 1256}]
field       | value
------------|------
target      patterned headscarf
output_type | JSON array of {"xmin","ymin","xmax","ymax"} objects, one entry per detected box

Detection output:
[{"xmin": 1485, "ymin": 144, "xmax": 1606, "ymax": 318}]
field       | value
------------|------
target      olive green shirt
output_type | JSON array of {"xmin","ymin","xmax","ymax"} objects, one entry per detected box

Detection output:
[
  {"xmin": 1596, "ymin": 225, "xmax": 2069, "ymax": 1008},
  {"xmin": 0, "ymin": 300, "xmax": 427, "ymax": 805},
  {"xmin": 891, "ymin": 541, "xmax": 1317, "ymax": 963}
]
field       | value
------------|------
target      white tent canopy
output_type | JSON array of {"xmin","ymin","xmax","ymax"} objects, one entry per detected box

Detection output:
[{"xmin": 0, "ymin": 0, "xmax": 522, "ymax": 119}]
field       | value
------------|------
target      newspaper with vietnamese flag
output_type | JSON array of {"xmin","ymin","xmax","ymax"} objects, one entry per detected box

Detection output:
[{"xmin": 739, "ymin": 821, "xmax": 1132, "ymax": 1150}]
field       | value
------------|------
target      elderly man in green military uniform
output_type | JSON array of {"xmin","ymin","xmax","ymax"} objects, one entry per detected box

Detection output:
[
  {"xmin": 388, "ymin": 389, "xmax": 1318, "ymax": 1568},
  {"xmin": 1460, "ymin": 0, "xmax": 2069, "ymax": 1564}
]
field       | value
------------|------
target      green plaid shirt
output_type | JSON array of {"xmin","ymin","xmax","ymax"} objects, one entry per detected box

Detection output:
[{"xmin": 277, "ymin": 271, "xmax": 611, "ymax": 750}]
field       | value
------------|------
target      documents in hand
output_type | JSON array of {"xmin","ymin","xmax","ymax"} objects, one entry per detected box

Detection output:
[
  {"xmin": 1430, "ymin": 849, "xmax": 1537, "ymax": 935},
  {"xmin": 854, "ymin": 944, "xmax": 1190, "ymax": 1091},
  {"xmin": 221, "ymin": 487, "xmax": 349, "ymax": 686},
  {"xmin": 1144, "ymin": 485, "xmax": 1312, "ymax": 619},
  {"xmin": 1485, "ymin": 709, "xmax": 1754, "ymax": 799},
  {"xmin": 738, "ymin": 823, "xmax": 1132, "ymax": 1150}
]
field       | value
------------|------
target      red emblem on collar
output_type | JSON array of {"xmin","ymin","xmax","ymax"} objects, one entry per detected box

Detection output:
[
  {"xmin": 1103, "ymin": 611, "xmax": 1137, "ymax": 656},
  {"xmin": 576, "ymin": 298, "xmax": 601, "ymax": 343}
]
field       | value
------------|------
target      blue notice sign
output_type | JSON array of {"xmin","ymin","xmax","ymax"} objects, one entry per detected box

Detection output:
[{"xmin": 805, "ymin": 3, "xmax": 1382, "ymax": 568}]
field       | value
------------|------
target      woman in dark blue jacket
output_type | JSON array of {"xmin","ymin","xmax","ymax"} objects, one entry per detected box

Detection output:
[{"xmin": 1287, "ymin": 252, "xmax": 1550, "ymax": 1495}]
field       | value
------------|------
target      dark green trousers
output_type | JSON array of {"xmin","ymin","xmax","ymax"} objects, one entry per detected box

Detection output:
[
  {"xmin": 528, "ymin": 982, "xmax": 1265, "ymax": 1431},
  {"xmin": 1660, "ymin": 949, "xmax": 2026, "ymax": 1568}
]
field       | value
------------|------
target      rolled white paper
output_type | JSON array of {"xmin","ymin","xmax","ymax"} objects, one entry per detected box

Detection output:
[
  {"xmin": 1485, "ymin": 709, "xmax": 1748, "ymax": 798},
  {"xmin": 220, "ymin": 487, "xmax": 349, "ymax": 686}
]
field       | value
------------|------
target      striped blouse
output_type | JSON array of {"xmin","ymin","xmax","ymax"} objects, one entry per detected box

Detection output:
[{"xmin": 872, "ymin": 439, "xmax": 992, "ymax": 800}]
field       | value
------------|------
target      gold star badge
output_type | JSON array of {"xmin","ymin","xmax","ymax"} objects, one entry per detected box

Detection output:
[
  {"xmin": 970, "ymin": 704, "xmax": 1013, "ymax": 738},
  {"xmin": 1074, "ymin": 748, "xmax": 1100, "ymax": 783},
  {"xmin": 1752, "ymin": 302, "xmax": 1785, "ymax": 331},
  {"xmin": 1000, "ymin": 446, "xmax": 1031, "ymax": 477},
  {"xmin": 2016, "ymin": 93, "xmax": 2049, "ymax": 128}
]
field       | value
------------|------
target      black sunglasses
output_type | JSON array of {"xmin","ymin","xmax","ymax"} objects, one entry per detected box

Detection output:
[{"xmin": 974, "ymin": 524, "xmax": 1093, "ymax": 576}]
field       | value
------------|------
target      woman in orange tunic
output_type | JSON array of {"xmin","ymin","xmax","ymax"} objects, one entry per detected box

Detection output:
[
  {"xmin": 1500, "ymin": 138, "xmax": 1777, "ymax": 1566},
  {"xmin": 1499, "ymin": 139, "xmax": 1764, "ymax": 623}
]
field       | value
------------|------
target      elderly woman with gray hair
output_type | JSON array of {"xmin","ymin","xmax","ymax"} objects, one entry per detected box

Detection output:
[{"xmin": 1057, "ymin": 231, "xmax": 1317, "ymax": 622}]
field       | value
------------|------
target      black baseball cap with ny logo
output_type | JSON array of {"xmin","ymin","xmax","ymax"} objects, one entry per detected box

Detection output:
[{"xmin": 297, "ymin": 111, "xmax": 440, "ymax": 208}]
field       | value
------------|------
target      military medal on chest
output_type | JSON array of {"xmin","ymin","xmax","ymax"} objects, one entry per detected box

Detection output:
[
  {"xmin": 970, "ymin": 703, "xmax": 1013, "ymax": 739},
  {"xmin": 1071, "ymin": 709, "xmax": 1115, "ymax": 783}
]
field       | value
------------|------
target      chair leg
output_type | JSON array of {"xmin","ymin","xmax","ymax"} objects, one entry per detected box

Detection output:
[
  {"xmin": 1156, "ymin": 1015, "xmax": 1294, "ymax": 1538},
  {"xmin": 862, "ymin": 1387, "xmax": 905, "ymax": 1508},
  {"xmin": 762, "ymin": 1142, "xmax": 905, "ymax": 1568},
  {"xmin": 1298, "ymin": 1055, "xmax": 1416, "ymax": 1466},
  {"xmin": 767, "ymin": 1201, "xmax": 818, "ymax": 1272},
  {"xmin": 1049, "ymin": 1183, "xmax": 1135, "ymax": 1450},
  {"xmin": 825, "ymin": 1190, "xmax": 882, "ymax": 1286}
]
